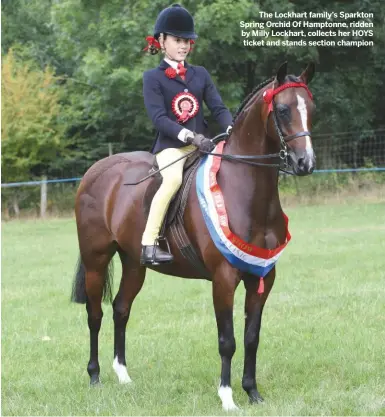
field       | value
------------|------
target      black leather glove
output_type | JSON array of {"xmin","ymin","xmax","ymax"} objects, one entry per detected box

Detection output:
[{"xmin": 191, "ymin": 133, "xmax": 215, "ymax": 153}]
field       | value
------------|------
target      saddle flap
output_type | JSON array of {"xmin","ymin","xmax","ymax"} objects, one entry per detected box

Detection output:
[{"xmin": 143, "ymin": 150, "xmax": 201, "ymax": 227}]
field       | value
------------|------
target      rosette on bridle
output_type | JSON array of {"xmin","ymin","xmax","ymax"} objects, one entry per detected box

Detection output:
[{"xmin": 263, "ymin": 82, "xmax": 313, "ymax": 113}]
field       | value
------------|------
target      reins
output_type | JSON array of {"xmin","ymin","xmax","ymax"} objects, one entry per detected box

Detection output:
[
  {"xmin": 124, "ymin": 133, "xmax": 225, "ymax": 185},
  {"xmin": 124, "ymin": 80, "xmax": 313, "ymax": 185}
]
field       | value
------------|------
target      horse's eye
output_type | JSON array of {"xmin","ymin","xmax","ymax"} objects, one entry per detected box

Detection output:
[{"xmin": 277, "ymin": 104, "xmax": 291, "ymax": 121}]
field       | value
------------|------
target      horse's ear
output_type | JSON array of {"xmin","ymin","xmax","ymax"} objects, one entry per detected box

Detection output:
[
  {"xmin": 299, "ymin": 62, "xmax": 315, "ymax": 85},
  {"xmin": 276, "ymin": 62, "xmax": 287, "ymax": 85}
]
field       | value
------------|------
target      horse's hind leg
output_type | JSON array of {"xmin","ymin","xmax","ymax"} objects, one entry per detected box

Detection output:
[
  {"xmin": 112, "ymin": 251, "xmax": 146, "ymax": 384},
  {"xmin": 85, "ymin": 268, "xmax": 106, "ymax": 385},
  {"xmin": 83, "ymin": 253, "xmax": 115, "ymax": 385}
]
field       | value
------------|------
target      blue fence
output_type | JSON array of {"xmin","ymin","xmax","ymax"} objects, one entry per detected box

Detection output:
[
  {"xmin": 1, "ymin": 178, "xmax": 82, "ymax": 188},
  {"xmin": 2, "ymin": 128, "xmax": 385, "ymax": 189},
  {"xmin": 1, "ymin": 129, "xmax": 384, "ymax": 217},
  {"xmin": 2, "ymin": 167, "xmax": 385, "ymax": 189}
]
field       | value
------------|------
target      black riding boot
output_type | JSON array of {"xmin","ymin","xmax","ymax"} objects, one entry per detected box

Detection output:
[{"xmin": 140, "ymin": 244, "xmax": 174, "ymax": 265}]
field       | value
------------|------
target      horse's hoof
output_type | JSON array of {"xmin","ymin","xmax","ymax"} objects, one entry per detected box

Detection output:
[
  {"xmin": 249, "ymin": 389, "xmax": 264, "ymax": 404},
  {"xmin": 90, "ymin": 376, "xmax": 100, "ymax": 386},
  {"xmin": 222, "ymin": 403, "xmax": 240, "ymax": 412},
  {"xmin": 218, "ymin": 386, "xmax": 240, "ymax": 411}
]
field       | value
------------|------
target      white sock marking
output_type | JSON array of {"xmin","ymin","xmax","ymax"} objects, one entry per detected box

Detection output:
[
  {"xmin": 113, "ymin": 357, "xmax": 132, "ymax": 384},
  {"xmin": 218, "ymin": 385, "xmax": 239, "ymax": 411}
]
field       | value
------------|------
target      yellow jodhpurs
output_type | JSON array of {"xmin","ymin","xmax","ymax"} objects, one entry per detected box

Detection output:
[{"xmin": 141, "ymin": 144, "xmax": 196, "ymax": 245}]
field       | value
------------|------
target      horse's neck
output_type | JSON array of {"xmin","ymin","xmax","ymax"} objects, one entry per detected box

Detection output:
[
  {"xmin": 218, "ymin": 98, "xmax": 281, "ymax": 241},
  {"xmin": 226, "ymin": 91, "xmax": 270, "ymax": 154}
]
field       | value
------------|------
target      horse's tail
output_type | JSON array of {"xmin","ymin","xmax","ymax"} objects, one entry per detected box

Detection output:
[{"xmin": 71, "ymin": 255, "xmax": 114, "ymax": 304}]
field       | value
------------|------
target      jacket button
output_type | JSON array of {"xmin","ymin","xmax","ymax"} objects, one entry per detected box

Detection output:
[{"xmin": 184, "ymin": 89, "xmax": 188, "ymax": 92}]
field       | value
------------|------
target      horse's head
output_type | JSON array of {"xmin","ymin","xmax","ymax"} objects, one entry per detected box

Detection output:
[{"xmin": 262, "ymin": 62, "xmax": 316, "ymax": 176}]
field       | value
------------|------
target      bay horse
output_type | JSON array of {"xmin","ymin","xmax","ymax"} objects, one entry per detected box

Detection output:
[{"xmin": 71, "ymin": 62, "xmax": 316, "ymax": 410}]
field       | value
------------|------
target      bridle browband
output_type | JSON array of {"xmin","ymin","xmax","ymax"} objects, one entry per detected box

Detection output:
[{"xmin": 124, "ymin": 80, "xmax": 313, "ymax": 185}]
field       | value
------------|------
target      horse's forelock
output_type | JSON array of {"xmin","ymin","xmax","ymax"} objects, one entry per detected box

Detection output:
[{"xmin": 287, "ymin": 74, "xmax": 301, "ymax": 83}]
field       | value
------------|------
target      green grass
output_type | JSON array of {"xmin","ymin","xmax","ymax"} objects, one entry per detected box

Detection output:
[{"xmin": 2, "ymin": 201, "xmax": 385, "ymax": 416}]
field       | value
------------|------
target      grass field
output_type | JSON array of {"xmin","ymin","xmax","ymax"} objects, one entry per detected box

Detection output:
[{"xmin": 2, "ymin": 200, "xmax": 385, "ymax": 416}]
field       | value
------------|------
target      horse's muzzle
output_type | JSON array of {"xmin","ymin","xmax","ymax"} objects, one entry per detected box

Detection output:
[{"xmin": 289, "ymin": 149, "xmax": 316, "ymax": 176}]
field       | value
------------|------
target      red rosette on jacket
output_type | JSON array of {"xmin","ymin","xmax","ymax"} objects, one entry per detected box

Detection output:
[
  {"xmin": 172, "ymin": 92, "xmax": 199, "ymax": 124},
  {"xmin": 165, "ymin": 67, "xmax": 177, "ymax": 79}
]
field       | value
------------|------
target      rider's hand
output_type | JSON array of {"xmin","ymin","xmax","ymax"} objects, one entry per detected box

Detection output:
[{"xmin": 191, "ymin": 133, "xmax": 215, "ymax": 153}]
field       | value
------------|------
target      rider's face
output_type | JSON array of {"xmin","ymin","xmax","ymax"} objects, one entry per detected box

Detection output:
[{"xmin": 161, "ymin": 35, "xmax": 191, "ymax": 61}]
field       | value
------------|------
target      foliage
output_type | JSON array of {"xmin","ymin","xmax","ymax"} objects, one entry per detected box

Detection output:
[
  {"xmin": 1, "ymin": 50, "xmax": 66, "ymax": 182},
  {"xmin": 1, "ymin": 0, "xmax": 385, "ymax": 186}
]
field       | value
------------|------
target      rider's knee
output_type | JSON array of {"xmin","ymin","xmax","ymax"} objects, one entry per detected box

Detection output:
[{"xmin": 162, "ymin": 173, "xmax": 183, "ymax": 190}]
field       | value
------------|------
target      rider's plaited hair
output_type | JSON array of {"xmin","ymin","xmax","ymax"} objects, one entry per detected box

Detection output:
[
  {"xmin": 148, "ymin": 33, "xmax": 169, "ymax": 55},
  {"xmin": 148, "ymin": 43, "xmax": 160, "ymax": 55}
]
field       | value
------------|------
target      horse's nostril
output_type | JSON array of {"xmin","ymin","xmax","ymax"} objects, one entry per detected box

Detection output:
[{"xmin": 297, "ymin": 157, "xmax": 305, "ymax": 169}]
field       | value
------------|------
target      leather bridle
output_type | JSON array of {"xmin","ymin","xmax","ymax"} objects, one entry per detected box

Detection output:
[{"xmin": 207, "ymin": 82, "xmax": 313, "ymax": 170}]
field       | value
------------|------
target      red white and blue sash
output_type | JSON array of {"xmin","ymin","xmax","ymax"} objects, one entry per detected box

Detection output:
[{"xmin": 196, "ymin": 141, "xmax": 291, "ymax": 278}]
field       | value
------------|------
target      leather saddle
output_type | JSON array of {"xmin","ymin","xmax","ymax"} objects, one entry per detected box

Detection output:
[{"xmin": 142, "ymin": 150, "xmax": 210, "ymax": 277}]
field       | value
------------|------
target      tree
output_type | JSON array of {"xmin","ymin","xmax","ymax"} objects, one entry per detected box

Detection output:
[
  {"xmin": 2, "ymin": 0, "xmax": 385, "ymax": 185},
  {"xmin": 1, "ymin": 50, "xmax": 66, "ymax": 212}
]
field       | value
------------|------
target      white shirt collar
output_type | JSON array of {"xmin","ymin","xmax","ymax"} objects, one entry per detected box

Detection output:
[{"xmin": 164, "ymin": 57, "xmax": 185, "ymax": 69}]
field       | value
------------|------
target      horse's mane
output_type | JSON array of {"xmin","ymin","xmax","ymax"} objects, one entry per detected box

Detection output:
[
  {"xmin": 231, "ymin": 74, "xmax": 302, "ymax": 125},
  {"xmin": 232, "ymin": 77, "xmax": 274, "ymax": 125}
]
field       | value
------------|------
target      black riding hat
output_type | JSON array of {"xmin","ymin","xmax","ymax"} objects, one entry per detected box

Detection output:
[{"xmin": 154, "ymin": 4, "xmax": 198, "ymax": 40}]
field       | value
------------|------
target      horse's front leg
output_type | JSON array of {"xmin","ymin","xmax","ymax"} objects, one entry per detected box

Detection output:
[
  {"xmin": 212, "ymin": 265, "xmax": 241, "ymax": 411},
  {"xmin": 242, "ymin": 268, "xmax": 276, "ymax": 403}
]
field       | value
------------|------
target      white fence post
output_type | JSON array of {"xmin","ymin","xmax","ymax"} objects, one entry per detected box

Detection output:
[
  {"xmin": 40, "ymin": 176, "xmax": 47, "ymax": 218},
  {"xmin": 108, "ymin": 143, "xmax": 113, "ymax": 156}
]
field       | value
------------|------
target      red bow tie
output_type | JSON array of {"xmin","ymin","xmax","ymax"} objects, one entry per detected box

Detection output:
[{"xmin": 177, "ymin": 62, "xmax": 187, "ymax": 80}]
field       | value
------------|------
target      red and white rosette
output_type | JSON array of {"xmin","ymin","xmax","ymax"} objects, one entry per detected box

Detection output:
[{"xmin": 171, "ymin": 92, "xmax": 199, "ymax": 124}]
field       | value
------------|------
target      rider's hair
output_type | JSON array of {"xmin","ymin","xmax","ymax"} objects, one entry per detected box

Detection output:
[{"xmin": 149, "ymin": 33, "xmax": 168, "ymax": 55}]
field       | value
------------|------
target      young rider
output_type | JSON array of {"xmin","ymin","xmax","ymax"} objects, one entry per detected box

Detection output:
[{"xmin": 141, "ymin": 3, "xmax": 233, "ymax": 265}]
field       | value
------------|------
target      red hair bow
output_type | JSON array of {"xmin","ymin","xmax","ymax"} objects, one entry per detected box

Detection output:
[{"xmin": 143, "ymin": 36, "xmax": 161, "ymax": 52}]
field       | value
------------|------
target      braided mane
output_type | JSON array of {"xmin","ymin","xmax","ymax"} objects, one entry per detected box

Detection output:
[{"xmin": 232, "ymin": 77, "xmax": 274, "ymax": 125}]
